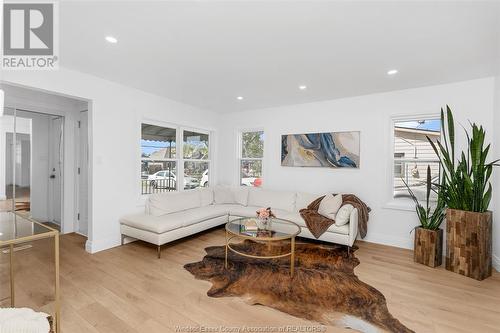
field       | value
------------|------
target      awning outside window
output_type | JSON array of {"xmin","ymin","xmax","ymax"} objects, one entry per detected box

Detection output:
[{"xmin": 141, "ymin": 124, "xmax": 176, "ymax": 142}]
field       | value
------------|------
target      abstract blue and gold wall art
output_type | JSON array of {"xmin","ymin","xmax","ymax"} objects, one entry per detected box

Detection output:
[{"xmin": 281, "ymin": 132, "xmax": 360, "ymax": 168}]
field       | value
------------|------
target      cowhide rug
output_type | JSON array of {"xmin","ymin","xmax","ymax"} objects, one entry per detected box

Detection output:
[{"xmin": 184, "ymin": 240, "xmax": 413, "ymax": 333}]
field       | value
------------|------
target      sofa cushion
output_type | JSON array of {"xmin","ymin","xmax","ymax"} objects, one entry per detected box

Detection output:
[
  {"xmin": 295, "ymin": 192, "xmax": 321, "ymax": 212},
  {"xmin": 179, "ymin": 205, "xmax": 229, "ymax": 227},
  {"xmin": 120, "ymin": 213, "xmax": 184, "ymax": 233},
  {"xmin": 232, "ymin": 187, "xmax": 249, "ymax": 206},
  {"xmin": 214, "ymin": 186, "xmax": 236, "ymax": 204},
  {"xmin": 148, "ymin": 190, "xmax": 201, "ymax": 216},
  {"xmin": 121, "ymin": 205, "xmax": 229, "ymax": 233},
  {"xmin": 198, "ymin": 188, "xmax": 214, "ymax": 206},
  {"xmin": 247, "ymin": 188, "xmax": 296, "ymax": 212},
  {"xmin": 264, "ymin": 208, "xmax": 293, "ymax": 220},
  {"xmin": 219, "ymin": 204, "xmax": 257, "ymax": 218}
]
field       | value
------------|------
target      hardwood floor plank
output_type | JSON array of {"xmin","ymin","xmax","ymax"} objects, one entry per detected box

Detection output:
[{"xmin": 79, "ymin": 302, "xmax": 137, "ymax": 333}]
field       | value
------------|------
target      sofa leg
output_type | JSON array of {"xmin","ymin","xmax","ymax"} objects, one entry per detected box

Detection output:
[
  {"xmin": 347, "ymin": 245, "xmax": 350, "ymax": 256},
  {"xmin": 157, "ymin": 245, "xmax": 161, "ymax": 259},
  {"xmin": 121, "ymin": 234, "xmax": 125, "ymax": 246}
]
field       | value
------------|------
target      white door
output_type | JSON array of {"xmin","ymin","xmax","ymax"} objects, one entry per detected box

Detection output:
[
  {"xmin": 77, "ymin": 112, "xmax": 88, "ymax": 236},
  {"xmin": 48, "ymin": 116, "xmax": 63, "ymax": 225}
]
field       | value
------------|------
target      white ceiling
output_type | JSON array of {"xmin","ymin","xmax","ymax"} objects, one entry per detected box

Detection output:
[{"xmin": 60, "ymin": 1, "xmax": 500, "ymax": 113}]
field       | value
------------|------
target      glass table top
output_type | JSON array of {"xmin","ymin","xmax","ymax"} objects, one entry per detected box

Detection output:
[
  {"xmin": 226, "ymin": 217, "xmax": 301, "ymax": 240},
  {"xmin": 0, "ymin": 211, "xmax": 56, "ymax": 245}
]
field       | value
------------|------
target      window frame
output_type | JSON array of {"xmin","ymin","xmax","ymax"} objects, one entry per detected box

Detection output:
[
  {"xmin": 386, "ymin": 113, "xmax": 441, "ymax": 211},
  {"xmin": 237, "ymin": 128, "xmax": 264, "ymax": 187},
  {"xmin": 139, "ymin": 119, "xmax": 212, "ymax": 196}
]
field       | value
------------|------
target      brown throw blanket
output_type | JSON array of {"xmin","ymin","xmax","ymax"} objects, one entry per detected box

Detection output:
[{"xmin": 299, "ymin": 194, "xmax": 370, "ymax": 239}]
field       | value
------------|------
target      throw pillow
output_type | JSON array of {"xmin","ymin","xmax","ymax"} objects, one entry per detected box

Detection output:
[
  {"xmin": 198, "ymin": 188, "xmax": 214, "ymax": 206},
  {"xmin": 335, "ymin": 204, "xmax": 354, "ymax": 226},
  {"xmin": 214, "ymin": 186, "xmax": 236, "ymax": 204},
  {"xmin": 233, "ymin": 187, "xmax": 249, "ymax": 206},
  {"xmin": 317, "ymin": 194, "xmax": 343, "ymax": 220}
]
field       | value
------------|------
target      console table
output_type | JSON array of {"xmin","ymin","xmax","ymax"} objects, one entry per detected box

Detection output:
[{"xmin": 0, "ymin": 212, "xmax": 60, "ymax": 332}]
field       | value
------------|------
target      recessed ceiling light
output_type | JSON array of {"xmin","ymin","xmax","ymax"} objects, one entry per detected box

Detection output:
[
  {"xmin": 237, "ymin": 96, "xmax": 244, "ymax": 100},
  {"xmin": 105, "ymin": 36, "xmax": 118, "ymax": 44},
  {"xmin": 387, "ymin": 69, "xmax": 398, "ymax": 75},
  {"xmin": 299, "ymin": 85, "xmax": 307, "ymax": 90}
]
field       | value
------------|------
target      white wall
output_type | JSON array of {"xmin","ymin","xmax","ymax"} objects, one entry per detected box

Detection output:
[
  {"xmin": 218, "ymin": 78, "xmax": 496, "ymax": 251},
  {"xmin": 493, "ymin": 73, "xmax": 500, "ymax": 272},
  {"xmin": 1, "ymin": 67, "xmax": 220, "ymax": 253}
]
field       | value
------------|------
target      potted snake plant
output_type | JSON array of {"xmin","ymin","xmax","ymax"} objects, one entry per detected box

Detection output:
[
  {"xmin": 427, "ymin": 106, "xmax": 499, "ymax": 280},
  {"xmin": 403, "ymin": 165, "xmax": 446, "ymax": 267}
]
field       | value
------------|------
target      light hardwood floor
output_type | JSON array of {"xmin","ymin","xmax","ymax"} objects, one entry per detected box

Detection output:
[
  {"xmin": 0, "ymin": 186, "xmax": 30, "ymax": 212},
  {"xmin": 1, "ymin": 229, "xmax": 500, "ymax": 333}
]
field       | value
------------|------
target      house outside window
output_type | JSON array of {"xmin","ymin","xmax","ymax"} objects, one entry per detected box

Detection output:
[
  {"xmin": 394, "ymin": 153, "xmax": 405, "ymax": 178},
  {"xmin": 393, "ymin": 118, "xmax": 441, "ymax": 202},
  {"xmin": 239, "ymin": 131, "xmax": 264, "ymax": 187}
]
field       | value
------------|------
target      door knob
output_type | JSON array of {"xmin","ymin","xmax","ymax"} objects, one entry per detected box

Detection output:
[{"xmin": 50, "ymin": 175, "xmax": 56, "ymax": 179}]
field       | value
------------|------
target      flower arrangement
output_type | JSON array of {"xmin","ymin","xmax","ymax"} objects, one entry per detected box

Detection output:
[
  {"xmin": 256, "ymin": 207, "xmax": 275, "ymax": 220},
  {"xmin": 256, "ymin": 207, "xmax": 275, "ymax": 230}
]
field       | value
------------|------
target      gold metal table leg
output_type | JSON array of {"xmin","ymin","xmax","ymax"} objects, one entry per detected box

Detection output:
[
  {"xmin": 290, "ymin": 237, "xmax": 295, "ymax": 276},
  {"xmin": 9, "ymin": 243, "xmax": 14, "ymax": 307},
  {"xmin": 225, "ymin": 230, "xmax": 228, "ymax": 269},
  {"xmin": 54, "ymin": 234, "xmax": 60, "ymax": 333}
]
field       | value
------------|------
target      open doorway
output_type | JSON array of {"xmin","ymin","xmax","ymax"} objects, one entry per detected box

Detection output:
[{"xmin": 1, "ymin": 83, "xmax": 90, "ymax": 242}]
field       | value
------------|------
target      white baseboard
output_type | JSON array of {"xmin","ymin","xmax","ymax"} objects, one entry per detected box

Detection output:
[
  {"xmin": 85, "ymin": 235, "xmax": 138, "ymax": 253},
  {"xmin": 85, "ymin": 235, "xmax": 121, "ymax": 254},
  {"xmin": 493, "ymin": 254, "xmax": 500, "ymax": 273},
  {"xmin": 361, "ymin": 232, "xmax": 413, "ymax": 250}
]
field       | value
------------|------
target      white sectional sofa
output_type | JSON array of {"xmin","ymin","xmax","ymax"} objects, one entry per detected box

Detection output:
[{"xmin": 120, "ymin": 186, "xmax": 359, "ymax": 257}]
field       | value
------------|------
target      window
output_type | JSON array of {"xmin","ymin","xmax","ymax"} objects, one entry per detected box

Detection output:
[
  {"xmin": 239, "ymin": 131, "xmax": 264, "ymax": 187},
  {"xmin": 394, "ymin": 153, "xmax": 405, "ymax": 178},
  {"xmin": 183, "ymin": 130, "xmax": 210, "ymax": 189},
  {"xmin": 141, "ymin": 124, "xmax": 210, "ymax": 194},
  {"xmin": 393, "ymin": 118, "xmax": 441, "ymax": 201},
  {"xmin": 141, "ymin": 124, "xmax": 177, "ymax": 194}
]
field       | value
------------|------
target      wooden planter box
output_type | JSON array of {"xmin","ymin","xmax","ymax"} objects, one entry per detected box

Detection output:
[
  {"xmin": 414, "ymin": 227, "xmax": 443, "ymax": 268},
  {"xmin": 446, "ymin": 209, "xmax": 492, "ymax": 281}
]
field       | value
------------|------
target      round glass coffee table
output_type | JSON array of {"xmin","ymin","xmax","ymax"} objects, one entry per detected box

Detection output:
[{"xmin": 225, "ymin": 217, "xmax": 301, "ymax": 275}]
